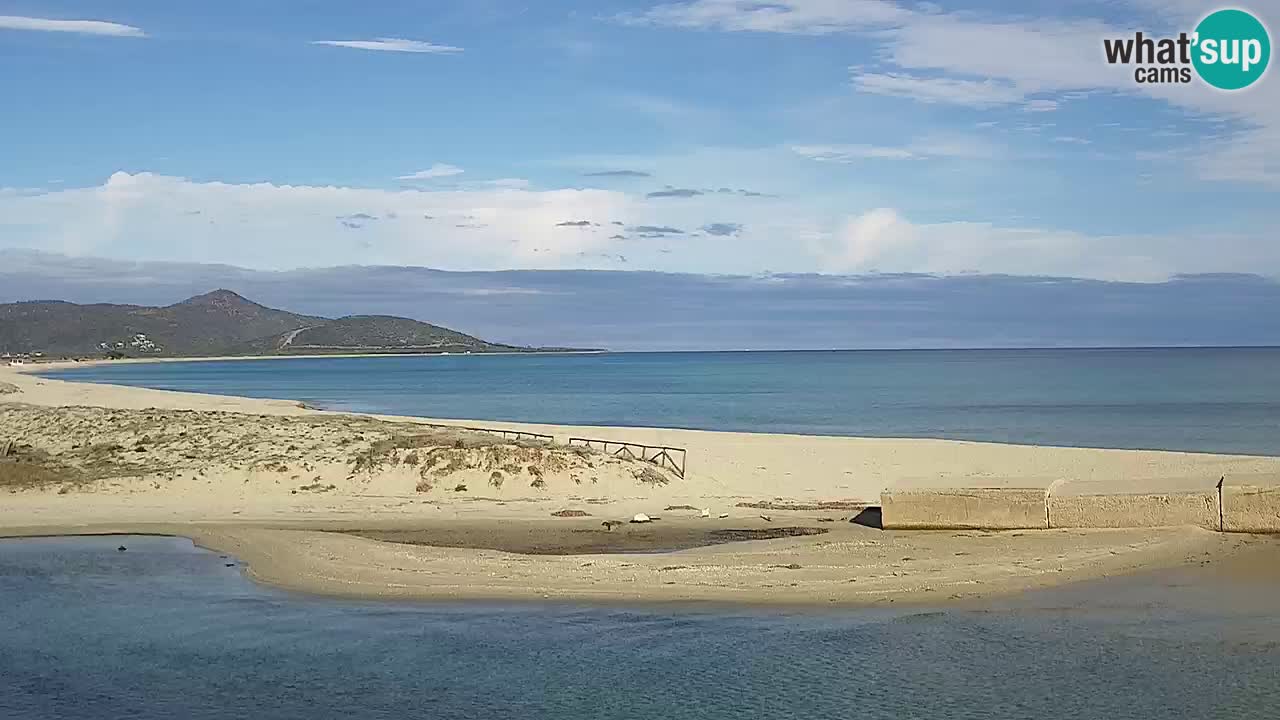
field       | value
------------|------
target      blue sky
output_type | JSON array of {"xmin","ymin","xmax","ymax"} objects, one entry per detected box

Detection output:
[{"xmin": 2, "ymin": 0, "xmax": 1278, "ymax": 281}]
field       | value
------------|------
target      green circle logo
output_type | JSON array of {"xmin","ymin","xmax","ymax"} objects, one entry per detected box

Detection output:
[{"xmin": 1193, "ymin": 9, "xmax": 1270, "ymax": 90}]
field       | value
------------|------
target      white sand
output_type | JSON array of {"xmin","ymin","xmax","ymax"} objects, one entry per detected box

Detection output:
[
  {"xmin": 3, "ymin": 360, "xmax": 1278, "ymax": 605},
  {"xmin": 8, "ymin": 361, "xmax": 1278, "ymax": 507}
]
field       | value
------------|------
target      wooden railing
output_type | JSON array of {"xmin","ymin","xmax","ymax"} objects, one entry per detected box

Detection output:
[
  {"xmin": 418, "ymin": 422, "xmax": 553, "ymax": 443},
  {"xmin": 566, "ymin": 437, "xmax": 687, "ymax": 479},
  {"xmin": 409, "ymin": 422, "xmax": 687, "ymax": 478}
]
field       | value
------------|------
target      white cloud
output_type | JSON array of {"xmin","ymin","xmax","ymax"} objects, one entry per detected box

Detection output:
[
  {"xmin": 906, "ymin": 135, "xmax": 998, "ymax": 159},
  {"xmin": 641, "ymin": 0, "xmax": 1280, "ymax": 186},
  {"xmin": 829, "ymin": 208, "xmax": 910, "ymax": 269},
  {"xmin": 880, "ymin": 15, "xmax": 1126, "ymax": 93},
  {"xmin": 873, "ymin": 10, "xmax": 1280, "ymax": 184},
  {"xmin": 0, "ymin": 172, "xmax": 631, "ymax": 271},
  {"xmin": 397, "ymin": 164, "xmax": 465, "ymax": 180},
  {"xmin": 312, "ymin": 38, "xmax": 462, "ymax": 53},
  {"xmin": 621, "ymin": 0, "xmax": 908, "ymax": 33},
  {"xmin": 1121, "ymin": 0, "xmax": 1219, "ymax": 25},
  {"xmin": 611, "ymin": 92, "xmax": 713, "ymax": 122},
  {"xmin": 793, "ymin": 144, "xmax": 916, "ymax": 161},
  {"xmin": 825, "ymin": 209, "xmax": 1280, "ymax": 281},
  {"xmin": 851, "ymin": 71, "xmax": 1026, "ymax": 107},
  {"xmin": 1195, "ymin": 126, "xmax": 1280, "ymax": 185},
  {"xmin": 477, "ymin": 178, "xmax": 531, "ymax": 189},
  {"xmin": 1022, "ymin": 99, "xmax": 1059, "ymax": 113},
  {"xmin": 791, "ymin": 134, "xmax": 994, "ymax": 162},
  {"xmin": 2, "ymin": 171, "xmax": 1276, "ymax": 281},
  {"xmin": 828, "ymin": 207, "xmax": 1154, "ymax": 277},
  {"xmin": 0, "ymin": 15, "xmax": 146, "ymax": 37}
]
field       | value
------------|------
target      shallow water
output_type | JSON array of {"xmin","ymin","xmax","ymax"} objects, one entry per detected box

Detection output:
[
  {"xmin": 2, "ymin": 535, "xmax": 1278, "ymax": 719},
  {"xmin": 45, "ymin": 348, "xmax": 1280, "ymax": 456}
]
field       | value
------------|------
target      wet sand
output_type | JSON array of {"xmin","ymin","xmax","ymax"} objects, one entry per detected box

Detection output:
[
  {"xmin": 0, "ymin": 519, "xmax": 1249, "ymax": 606},
  {"xmin": 346, "ymin": 520, "xmax": 829, "ymax": 555},
  {"xmin": 977, "ymin": 534, "xmax": 1280, "ymax": 642}
]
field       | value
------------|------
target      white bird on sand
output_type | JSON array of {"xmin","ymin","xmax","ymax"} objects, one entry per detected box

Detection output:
[{"xmin": 700, "ymin": 508, "xmax": 710, "ymax": 518}]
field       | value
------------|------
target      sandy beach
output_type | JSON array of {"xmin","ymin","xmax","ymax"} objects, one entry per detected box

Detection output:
[{"xmin": 3, "ymin": 359, "xmax": 1279, "ymax": 605}]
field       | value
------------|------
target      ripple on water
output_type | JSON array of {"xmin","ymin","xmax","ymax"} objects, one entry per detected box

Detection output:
[{"xmin": 1, "ymin": 536, "xmax": 1278, "ymax": 720}]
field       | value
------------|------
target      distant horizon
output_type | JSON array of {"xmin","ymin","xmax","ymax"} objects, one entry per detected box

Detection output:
[
  {"xmin": 5, "ymin": 249, "xmax": 1279, "ymax": 352},
  {"xmin": 17, "ymin": 346, "xmax": 1280, "ymax": 362}
]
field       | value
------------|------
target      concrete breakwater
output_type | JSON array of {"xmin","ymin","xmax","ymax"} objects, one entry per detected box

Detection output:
[{"xmin": 881, "ymin": 474, "xmax": 1280, "ymax": 532}]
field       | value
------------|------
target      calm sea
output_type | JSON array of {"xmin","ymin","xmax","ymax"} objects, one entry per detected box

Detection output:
[
  {"xmin": 43, "ymin": 348, "xmax": 1280, "ymax": 456},
  {"xmin": 2, "ymin": 535, "xmax": 1278, "ymax": 720}
]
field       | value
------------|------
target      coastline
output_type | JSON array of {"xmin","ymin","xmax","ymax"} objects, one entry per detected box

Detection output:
[
  {"xmin": 16, "ymin": 348, "xmax": 608, "ymax": 372},
  {"xmin": 25, "ymin": 353, "xmax": 1280, "ymax": 460},
  {"xmin": 4, "ymin": 360, "xmax": 1280, "ymax": 605}
]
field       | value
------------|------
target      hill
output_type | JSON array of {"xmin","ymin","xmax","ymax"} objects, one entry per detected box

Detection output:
[
  {"xmin": 0, "ymin": 290, "xmax": 548, "ymax": 358},
  {"xmin": 237, "ymin": 315, "xmax": 521, "ymax": 355}
]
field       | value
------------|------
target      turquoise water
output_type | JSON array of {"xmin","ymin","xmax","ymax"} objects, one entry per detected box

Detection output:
[
  {"xmin": 45, "ymin": 348, "xmax": 1280, "ymax": 456},
  {"xmin": 2, "ymin": 535, "xmax": 1278, "ymax": 719}
]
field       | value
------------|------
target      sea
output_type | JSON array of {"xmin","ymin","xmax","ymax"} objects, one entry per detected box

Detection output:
[
  {"xmin": 42, "ymin": 347, "xmax": 1280, "ymax": 456},
  {"xmin": 2, "ymin": 535, "xmax": 1278, "ymax": 720}
]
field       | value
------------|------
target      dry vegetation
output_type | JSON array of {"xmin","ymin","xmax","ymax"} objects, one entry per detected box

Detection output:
[
  {"xmin": 632, "ymin": 465, "xmax": 670, "ymax": 486},
  {"xmin": 345, "ymin": 430, "xmax": 614, "ymax": 492},
  {"xmin": 0, "ymin": 446, "xmax": 75, "ymax": 490},
  {"xmin": 0, "ymin": 404, "xmax": 677, "ymax": 494}
]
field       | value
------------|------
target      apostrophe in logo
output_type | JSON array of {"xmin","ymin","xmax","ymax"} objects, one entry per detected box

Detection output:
[
  {"xmin": 1193, "ymin": 9, "xmax": 1270, "ymax": 89},
  {"xmin": 1103, "ymin": 7, "xmax": 1270, "ymax": 91}
]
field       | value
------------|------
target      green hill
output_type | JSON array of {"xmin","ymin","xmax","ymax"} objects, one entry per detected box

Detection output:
[
  {"xmin": 237, "ymin": 315, "xmax": 520, "ymax": 355},
  {"xmin": 0, "ymin": 290, "xmax": 549, "ymax": 358}
]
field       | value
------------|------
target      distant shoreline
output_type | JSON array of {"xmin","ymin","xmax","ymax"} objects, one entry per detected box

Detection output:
[
  {"xmin": 18, "ymin": 342, "xmax": 1280, "ymax": 374},
  {"xmin": 12, "ymin": 340, "xmax": 1280, "ymax": 366},
  {"xmin": 21, "ymin": 346, "xmax": 1280, "ymax": 462},
  {"xmin": 15, "ymin": 348, "xmax": 610, "ymax": 373}
]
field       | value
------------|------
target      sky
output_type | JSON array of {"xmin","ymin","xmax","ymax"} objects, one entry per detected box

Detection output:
[{"xmin": 1, "ymin": 0, "xmax": 1277, "ymax": 283}]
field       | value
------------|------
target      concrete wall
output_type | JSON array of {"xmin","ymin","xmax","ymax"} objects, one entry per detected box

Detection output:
[
  {"xmin": 1048, "ymin": 491, "xmax": 1218, "ymax": 530},
  {"xmin": 1221, "ymin": 481, "xmax": 1280, "ymax": 533},
  {"xmin": 880, "ymin": 475, "xmax": 1280, "ymax": 533},
  {"xmin": 880, "ymin": 487, "xmax": 1048, "ymax": 530}
]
